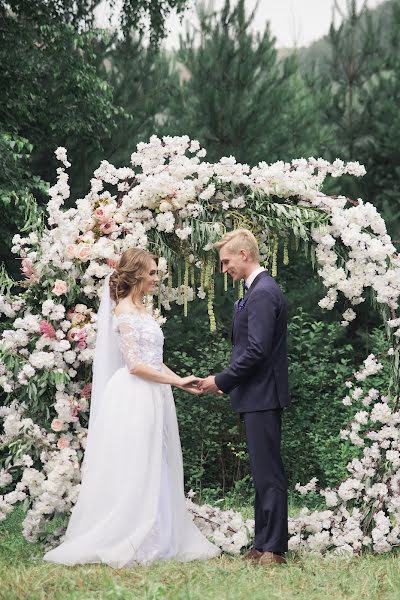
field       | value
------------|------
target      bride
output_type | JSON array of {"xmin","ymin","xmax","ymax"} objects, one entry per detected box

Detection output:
[{"xmin": 44, "ymin": 248, "xmax": 221, "ymax": 568}]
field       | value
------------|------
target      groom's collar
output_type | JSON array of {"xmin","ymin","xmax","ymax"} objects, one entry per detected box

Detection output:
[{"xmin": 245, "ymin": 266, "xmax": 266, "ymax": 290}]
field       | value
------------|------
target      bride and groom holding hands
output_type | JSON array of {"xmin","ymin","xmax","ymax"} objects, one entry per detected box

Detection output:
[{"xmin": 44, "ymin": 228, "xmax": 289, "ymax": 568}]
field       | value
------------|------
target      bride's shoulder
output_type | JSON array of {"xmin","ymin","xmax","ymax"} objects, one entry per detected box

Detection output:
[{"xmin": 113, "ymin": 301, "xmax": 149, "ymax": 320}]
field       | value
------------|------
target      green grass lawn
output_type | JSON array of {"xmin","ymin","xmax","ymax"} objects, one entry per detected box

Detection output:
[{"xmin": 1, "ymin": 508, "xmax": 400, "ymax": 600}]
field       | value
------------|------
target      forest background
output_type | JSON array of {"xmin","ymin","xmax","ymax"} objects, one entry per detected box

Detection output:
[{"xmin": 1, "ymin": 0, "xmax": 399, "ymax": 506}]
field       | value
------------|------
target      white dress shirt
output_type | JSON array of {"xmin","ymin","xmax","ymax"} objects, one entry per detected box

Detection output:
[{"xmin": 245, "ymin": 266, "xmax": 265, "ymax": 291}]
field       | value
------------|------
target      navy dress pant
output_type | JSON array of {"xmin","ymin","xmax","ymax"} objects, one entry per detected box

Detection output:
[{"xmin": 242, "ymin": 409, "xmax": 288, "ymax": 553}]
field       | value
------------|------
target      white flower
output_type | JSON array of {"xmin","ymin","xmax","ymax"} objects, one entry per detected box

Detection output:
[
  {"xmin": 55, "ymin": 147, "xmax": 71, "ymax": 168},
  {"xmin": 0, "ymin": 470, "xmax": 13, "ymax": 488},
  {"xmin": 175, "ymin": 226, "xmax": 192, "ymax": 241},
  {"xmin": 231, "ymin": 195, "xmax": 245, "ymax": 209},
  {"xmin": 199, "ymin": 184, "xmax": 215, "ymax": 201},
  {"xmin": 295, "ymin": 477, "xmax": 318, "ymax": 495},
  {"xmin": 29, "ymin": 352, "xmax": 55, "ymax": 369},
  {"xmin": 342, "ymin": 308, "xmax": 356, "ymax": 322},
  {"xmin": 354, "ymin": 411, "xmax": 369, "ymax": 425}
]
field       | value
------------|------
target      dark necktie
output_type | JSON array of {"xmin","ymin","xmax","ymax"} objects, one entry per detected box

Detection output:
[{"xmin": 237, "ymin": 283, "xmax": 248, "ymax": 310}]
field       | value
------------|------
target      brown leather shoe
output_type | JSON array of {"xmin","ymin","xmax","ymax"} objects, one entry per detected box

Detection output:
[
  {"xmin": 243, "ymin": 548, "xmax": 262, "ymax": 561},
  {"xmin": 258, "ymin": 551, "xmax": 286, "ymax": 566}
]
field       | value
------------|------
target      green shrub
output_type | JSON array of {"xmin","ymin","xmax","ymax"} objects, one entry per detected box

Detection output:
[{"xmin": 165, "ymin": 307, "xmax": 391, "ymax": 499}]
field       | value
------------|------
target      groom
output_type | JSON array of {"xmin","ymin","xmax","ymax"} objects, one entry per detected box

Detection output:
[{"xmin": 198, "ymin": 228, "xmax": 289, "ymax": 566}]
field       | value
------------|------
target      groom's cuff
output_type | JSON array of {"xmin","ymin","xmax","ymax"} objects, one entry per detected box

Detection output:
[{"xmin": 215, "ymin": 372, "xmax": 231, "ymax": 394}]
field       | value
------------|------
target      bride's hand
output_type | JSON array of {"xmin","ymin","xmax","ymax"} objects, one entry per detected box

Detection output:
[{"xmin": 177, "ymin": 375, "xmax": 203, "ymax": 395}]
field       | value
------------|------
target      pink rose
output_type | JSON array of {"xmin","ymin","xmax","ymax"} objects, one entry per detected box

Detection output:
[
  {"xmin": 77, "ymin": 339, "xmax": 87, "ymax": 351},
  {"xmin": 100, "ymin": 220, "xmax": 116, "ymax": 235},
  {"xmin": 51, "ymin": 418, "xmax": 64, "ymax": 432},
  {"xmin": 106, "ymin": 258, "xmax": 117, "ymax": 268},
  {"xmin": 72, "ymin": 313, "xmax": 85, "ymax": 324},
  {"xmin": 52, "ymin": 279, "xmax": 68, "ymax": 296},
  {"xmin": 57, "ymin": 436, "xmax": 70, "ymax": 450},
  {"xmin": 76, "ymin": 244, "xmax": 91, "ymax": 261},
  {"xmin": 21, "ymin": 258, "xmax": 34, "ymax": 278},
  {"xmin": 39, "ymin": 320, "xmax": 56, "ymax": 340},
  {"xmin": 67, "ymin": 328, "xmax": 79, "ymax": 342},
  {"xmin": 65, "ymin": 244, "xmax": 76, "ymax": 259},
  {"xmin": 81, "ymin": 383, "xmax": 92, "ymax": 399},
  {"xmin": 70, "ymin": 403, "xmax": 81, "ymax": 418},
  {"xmin": 94, "ymin": 207, "xmax": 107, "ymax": 221}
]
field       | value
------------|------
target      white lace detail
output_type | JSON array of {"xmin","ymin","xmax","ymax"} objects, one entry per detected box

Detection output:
[{"xmin": 114, "ymin": 312, "xmax": 164, "ymax": 372}]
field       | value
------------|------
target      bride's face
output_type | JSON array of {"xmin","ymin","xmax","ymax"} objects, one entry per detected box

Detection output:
[{"xmin": 141, "ymin": 259, "xmax": 160, "ymax": 295}]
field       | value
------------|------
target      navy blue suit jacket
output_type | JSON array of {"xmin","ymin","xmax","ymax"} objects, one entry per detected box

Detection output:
[{"xmin": 215, "ymin": 271, "xmax": 289, "ymax": 413}]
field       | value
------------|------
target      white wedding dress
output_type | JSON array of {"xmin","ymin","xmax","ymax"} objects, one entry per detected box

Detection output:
[{"xmin": 44, "ymin": 309, "xmax": 221, "ymax": 568}]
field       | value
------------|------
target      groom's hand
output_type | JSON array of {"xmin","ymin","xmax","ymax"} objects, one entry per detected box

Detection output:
[{"xmin": 198, "ymin": 375, "xmax": 222, "ymax": 395}]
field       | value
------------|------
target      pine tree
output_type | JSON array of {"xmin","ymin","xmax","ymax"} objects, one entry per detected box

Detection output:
[
  {"xmin": 94, "ymin": 34, "xmax": 174, "ymax": 169},
  {"xmin": 320, "ymin": 0, "xmax": 383, "ymax": 161},
  {"xmin": 309, "ymin": 0, "xmax": 399, "ymax": 239},
  {"xmin": 359, "ymin": 0, "xmax": 400, "ymax": 240},
  {"xmin": 166, "ymin": 0, "xmax": 322, "ymax": 165}
]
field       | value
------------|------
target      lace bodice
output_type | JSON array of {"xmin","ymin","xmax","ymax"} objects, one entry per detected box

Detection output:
[{"xmin": 114, "ymin": 312, "xmax": 164, "ymax": 372}]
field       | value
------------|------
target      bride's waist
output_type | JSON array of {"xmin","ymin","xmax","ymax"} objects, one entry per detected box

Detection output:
[{"xmin": 121, "ymin": 363, "xmax": 164, "ymax": 374}]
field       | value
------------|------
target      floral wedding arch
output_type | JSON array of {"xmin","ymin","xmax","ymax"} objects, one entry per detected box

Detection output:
[{"xmin": 0, "ymin": 136, "xmax": 399, "ymax": 555}]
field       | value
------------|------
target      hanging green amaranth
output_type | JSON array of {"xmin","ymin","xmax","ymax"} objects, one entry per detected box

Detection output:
[
  {"xmin": 238, "ymin": 279, "xmax": 244, "ymax": 299},
  {"xmin": 167, "ymin": 261, "xmax": 172, "ymax": 294},
  {"xmin": 204, "ymin": 257, "xmax": 211, "ymax": 290},
  {"xmin": 224, "ymin": 271, "xmax": 228, "ymax": 292},
  {"xmin": 272, "ymin": 234, "xmax": 278, "ymax": 278},
  {"xmin": 200, "ymin": 259, "xmax": 205, "ymax": 290},
  {"xmin": 207, "ymin": 259, "xmax": 216, "ymax": 333},
  {"xmin": 177, "ymin": 259, "xmax": 182, "ymax": 289},
  {"xmin": 183, "ymin": 257, "xmax": 189, "ymax": 317},
  {"xmin": 283, "ymin": 237, "xmax": 289, "ymax": 266},
  {"xmin": 190, "ymin": 263, "xmax": 195, "ymax": 288}
]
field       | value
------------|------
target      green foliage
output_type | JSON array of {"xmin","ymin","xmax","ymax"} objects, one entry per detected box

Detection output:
[
  {"xmin": 165, "ymin": 312, "xmax": 243, "ymax": 494},
  {"xmin": 286, "ymin": 310, "xmax": 393, "ymax": 488},
  {"xmin": 284, "ymin": 310, "xmax": 356, "ymax": 487},
  {"xmin": 356, "ymin": 1, "xmax": 400, "ymax": 240},
  {"xmin": 93, "ymin": 34, "xmax": 175, "ymax": 170},
  {"xmin": 166, "ymin": 0, "xmax": 322, "ymax": 165},
  {"xmin": 302, "ymin": 0, "xmax": 400, "ymax": 239},
  {"xmin": 0, "ymin": 6, "xmax": 123, "ymax": 274},
  {"xmin": 0, "ymin": 132, "xmax": 47, "ymax": 275},
  {"xmin": 164, "ymin": 303, "xmax": 391, "ymax": 499},
  {"xmin": 0, "ymin": 16, "xmax": 118, "ymax": 190}
]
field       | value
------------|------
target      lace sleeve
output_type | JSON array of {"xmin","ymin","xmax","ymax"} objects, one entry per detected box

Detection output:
[{"xmin": 117, "ymin": 318, "xmax": 142, "ymax": 371}]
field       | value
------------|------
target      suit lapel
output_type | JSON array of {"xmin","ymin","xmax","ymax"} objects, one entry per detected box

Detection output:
[{"xmin": 231, "ymin": 271, "xmax": 269, "ymax": 340}]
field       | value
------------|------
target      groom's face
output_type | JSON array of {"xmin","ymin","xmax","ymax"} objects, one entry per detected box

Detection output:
[{"xmin": 219, "ymin": 246, "xmax": 247, "ymax": 281}]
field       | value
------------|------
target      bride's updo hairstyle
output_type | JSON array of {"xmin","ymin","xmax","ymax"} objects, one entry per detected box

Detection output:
[{"xmin": 109, "ymin": 248, "xmax": 157, "ymax": 303}]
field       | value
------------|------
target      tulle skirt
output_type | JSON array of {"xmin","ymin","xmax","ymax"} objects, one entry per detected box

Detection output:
[{"xmin": 43, "ymin": 367, "xmax": 221, "ymax": 568}]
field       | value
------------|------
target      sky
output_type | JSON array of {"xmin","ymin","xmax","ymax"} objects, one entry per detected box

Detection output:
[
  {"xmin": 96, "ymin": 0, "xmax": 385, "ymax": 48},
  {"xmin": 164, "ymin": 0, "xmax": 386, "ymax": 48}
]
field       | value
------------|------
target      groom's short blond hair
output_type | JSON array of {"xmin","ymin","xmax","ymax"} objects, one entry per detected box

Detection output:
[{"xmin": 214, "ymin": 228, "xmax": 260, "ymax": 262}]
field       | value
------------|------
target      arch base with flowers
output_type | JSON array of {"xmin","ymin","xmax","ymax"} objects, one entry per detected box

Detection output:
[{"xmin": 0, "ymin": 136, "xmax": 399, "ymax": 556}]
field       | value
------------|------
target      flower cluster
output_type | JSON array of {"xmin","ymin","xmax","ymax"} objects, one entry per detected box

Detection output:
[
  {"xmin": 186, "ymin": 492, "xmax": 254, "ymax": 554},
  {"xmin": 291, "ymin": 373, "xmax": 400, "ymax": 554},
  {"xmin": 0, "ymin": 136, "xmax": 398, "ymax": 553}
]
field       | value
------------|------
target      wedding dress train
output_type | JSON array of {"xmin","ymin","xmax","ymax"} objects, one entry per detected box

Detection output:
[{"xmin": 44, "ymin": 311, "xmax": 221, "ymax": 568}]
